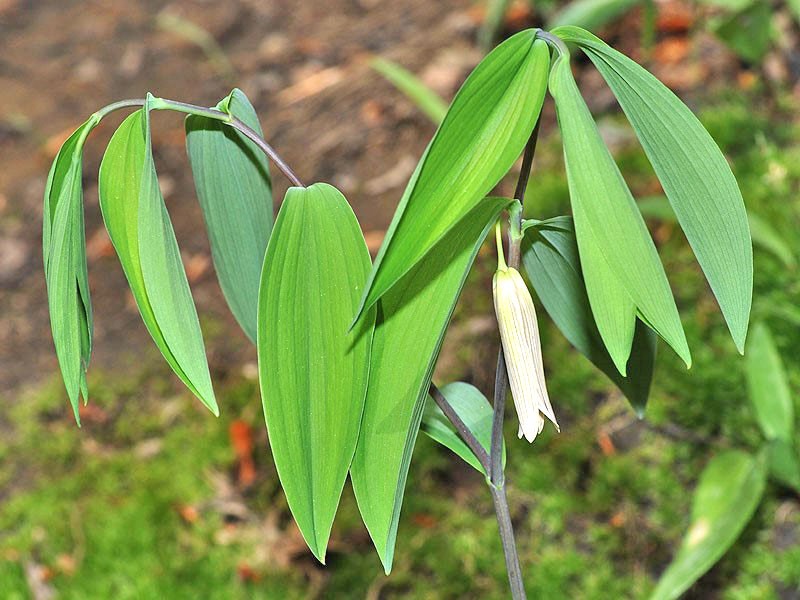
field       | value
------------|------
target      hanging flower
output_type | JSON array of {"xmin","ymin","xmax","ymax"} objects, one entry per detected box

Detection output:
[{"xmin": 493, "ymin": 265, "xmax": 559, "ymax": 442}]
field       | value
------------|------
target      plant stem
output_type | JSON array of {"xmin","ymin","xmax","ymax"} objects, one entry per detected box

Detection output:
[
  {"xmin": 487, "ymin": 120, "xmax": 541, "ymax": 600},
  {"xmin": 90, "ymin": 97, "xmax": 305, "ymax": 187},
  {"xmin": 429, "ymin": 383, "xmax": 490, "ymax": 473},
  {"xmin": 489, "ymin": 483, "xmax": 526, "ymax": 600}
]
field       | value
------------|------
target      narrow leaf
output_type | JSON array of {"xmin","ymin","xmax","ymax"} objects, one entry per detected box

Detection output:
[
  {"xmin": 745, "ymin": 322, "xmax": 793, "ymax": 442},
  {"xmin": 354, "ymin": 30, "xmax": 550, "ymax": 323},
  {"xmin": 422, "ymin": 382, "xmax": 501, "ymax": 475},
  {"xmin": 651, "ymin": 450, "xmax": 768, "ymax": 600},
  {"xmin": 371, "ymin": 58, "xmax": 448, "ymax": 123},
  {"xmin": 43, "ymin": 116, "xmax": 99, "ymax": 423},
  {"xmin": 548, "ymin": 0, "xmax": 641, "ymax": 32},
  {"xmin": 351, "ymin": 196, "xmax": 510, "ymax": 573},
  {"xmin": 553, "ymin": 26, "xmax": 753, "ymax": 352},
  {"xmin": 549, "ymin": 53, "xmax": 689, "ymax": 372},
  {"xmin": 257, "ymin": 183, "xmax": 375, "ymax": 563},
  {"xmin": 98, "ymin": 100, "xmax": 217, "ymax": 415},
  {"xmin": 186, "ymin": 88, "xmax": 272, "ymax": 342},
  {"xmin": 522, "ymin": 217, "xmax": 656, "ymax": 413}
]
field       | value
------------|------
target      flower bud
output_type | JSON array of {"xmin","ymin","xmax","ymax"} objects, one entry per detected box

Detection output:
[{"xmin": 493, "ymin": 266, "xmax": 559, "ymax": 442}]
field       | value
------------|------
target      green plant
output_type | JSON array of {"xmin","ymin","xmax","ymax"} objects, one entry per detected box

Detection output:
[
  {"xmin": 652, "ymin": 322, "xmax": 799, "ymax": 600},
  {"xmin": 44, "ymin": 27, "xmax": 753, "ymax": 597}
]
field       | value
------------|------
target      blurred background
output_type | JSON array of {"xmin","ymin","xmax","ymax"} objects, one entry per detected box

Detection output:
[{"xmin": 1, "ymin": 0, "xmax": 799, "ymax": 597}]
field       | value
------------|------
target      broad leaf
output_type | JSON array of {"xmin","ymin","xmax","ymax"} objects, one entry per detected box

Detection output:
[
  {"xmin": 257, "ymin": 183, "xmax": 375, "ymax": 563},
  {"xmin": 548, "ymin": 53, "xmax": 689, "ymax": 373},
  {"xmin": 651, "ymin": 450, "xmax": 767, "ymax": 600},
  {"xmin": 371, "ymin": 58, "xmax": 448, "ymax": 123},
  {"xmin": 351, "ymin": 196, "xmax": 510, "ymax": 573},
  {"xmin": 745, "ymin": 322, "xmax": 793, "ymax": 442},
  {"xmin": 98, "ymin": 99, "xmax": 217, "ymax": 415},
  {"xmin": 553, "ymin": 26, "xmax": 753, "ymax": 353},
  {"xmin": 422, "ymin": 382, "xmax": 500, "ymax": 475},
  {"xmin": 522, "ymin": 217, "xmax": 656, "ymax": 414},
  {"xmin": 353, "ymin": 30, "xmax": 550, "ymax": 323},
  {"xmin": 638, "ymin": 196, "xmax": 795, "ymax": 268},
  {"xmin": 43, "ymin": 116, "xmax": 99, "ymax": 424},
  {"xmin": 186, "ymin": 88, "xmax": 272, "ymax": 342}
]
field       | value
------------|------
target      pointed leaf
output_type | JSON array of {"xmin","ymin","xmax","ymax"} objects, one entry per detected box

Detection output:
[
  {"xmin": 522, "ymin": 217, "xmax": 656, "ymax": 413},
  {"xmin": 351, "ymin": 196, "xmax": 510, "ymax": 573},
  {"xmin": 43, "ymin": 116, "xmax": 98, "ymax": 423},
  {"xmin": 549, "ymin": 52, "xmax": 690, "ymax": 372},
  {"xmin": 553, "ymin": 26, "xmax": 753, "ymax": 352},
  {"xmin": 98, "ymin": 102, "xmax": 217, "ymax": 415},
  {"xmin": 354, "ymin": 31, "xmax": 550, "ymax": 323},
  {"xmin": 745, "ymin": 322, "xmax": 793, "ymax": 442},
  {"xmin": 185, "ymin": 89, "xmax": 272, "ymax": 342},
  {"xmin": 651, "ymin": 450, "xmax": 768, "ymax": 600},
  {"xmin": 422, "ymin": 382, "xmax": 501, "ymax": 475},
  {"xmin": 257, "ymin": 183, "xmax": 375, "ymax": 563}
]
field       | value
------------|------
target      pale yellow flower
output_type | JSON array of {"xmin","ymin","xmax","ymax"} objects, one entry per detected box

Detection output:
[{"xmin": 493, "ymin": 266, "xmax": 559, "ymax": 442}]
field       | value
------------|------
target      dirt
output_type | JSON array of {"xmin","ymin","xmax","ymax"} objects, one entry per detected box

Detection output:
[{"xmin": 0, "ymin": 0, "xmax": 486, "ymax": 400}]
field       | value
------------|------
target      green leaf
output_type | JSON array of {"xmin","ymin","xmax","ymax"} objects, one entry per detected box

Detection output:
[
  {"xmin": 638, "ymin": 196, "xmax": 794, "ymax": 268},
  {"xmin": 185, "ymin": 88, "xmax": 272, "ymax": 342},
  {"xmin": 522, "ymin": 217, "xmax": 656, "ymax": 414},
  {"xmin": 548, "ymin": 52, "xmax": 689, "ymax": 373},
  {"xmin": 353, "ymin": 30, "xmax": 550, "ymax": 324},
  {"xmin": 257, "ymin": 183, "xmax": 375, "ymax": 563},
  {"xmin": 548, "ymin": 0, "xmax": 641, "ymax": 32},
  {"xmin": 553, "ymin": 26, "xmax": 753, "ymax": 353},
  {"xmin": 745, "ymin": 322, "xmax": 793, "ymax": 442},
  {"xmin": 768, "ymin": 439, "xmax": 800, "ymax": 492},
  {"xmin": 98, "ymin": 99, "xmax": 217, "ymax": 415},
  {"xmin": 712, "ymin": 1, "xmax": 774, "ymax": 64},
  {"xmin": 351, "ymin": 196, "xmax": 510, "ymax": 573},
  {"xmin": 43, "ymin": 116, "xmax": 99, "ymax": 424},
  {"xmin": 651, "ymin": 449, "xmax": 768, "ymax": 600},
  {"xmin": 371, "ymin": 58, "xmax": 448, "ymax": 124},
  {"xmin": 422, "ymin": 382, "xmax": 500, "ymax": 475}
]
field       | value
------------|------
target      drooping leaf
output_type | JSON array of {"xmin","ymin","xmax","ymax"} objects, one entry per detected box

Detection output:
[
  {"xmin": 351, "ymin": 196, "xmax": 511, "ymax": 573},
  {"xmin": 548, "ymin": 52, "xmax": 689, "ymax": 373},
  {"xmin": 185, "ymin": 88, "xmax": 272, "ymax": 342},
  {"xmin": 422, "ymin": 382, "xmax": 501, "ymax": 475},
  {"xmin": 371, "ymin": 58, "xmax": 448, "ymax": 123},
  {"xmin": 548, "ymin": 0, "xmax": 641, "ymax": 32},
  {"xmin": 638, "ymin": 196, "xmax": 795, "ymax": 268},
  {"xmin": 553, "ymin": 26, "xmax": 753, "ymax": 353},
  {"xmin": 98, "ymin": 99, "xmax": 217, "ymax": 415},
  {"xmin": 257, "ymin": 183, "xmax": 375, "ymax": 563},
  {"xmin": 43, "ymin": 116, "xmax": 99, "ymax": 424},
  {"xmin": 522, "ymin": 217, "xmax": 656, "ymax": 414},
  {"xmin": 651, "ymin": 449, "xmax": 767, "ymax": 600},
  {"xmin": 353, "ymin": 30, "xmax": 550, "ymax": 323},
  {"xmin": 744, "ymin": 322, "xmax": 793, "ymax": 443}
]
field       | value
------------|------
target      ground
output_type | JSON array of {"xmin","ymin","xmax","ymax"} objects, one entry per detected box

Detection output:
[{"xmin": 1, "ymin": 0, "xmax": 799, "ymax": 598}]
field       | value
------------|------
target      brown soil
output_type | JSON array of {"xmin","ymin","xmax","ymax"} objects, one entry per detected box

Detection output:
[{"xmin": 0, "ymin": 0, "xmax": 486, "ymax": 400}]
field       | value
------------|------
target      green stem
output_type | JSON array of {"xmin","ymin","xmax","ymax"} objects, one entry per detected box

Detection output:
[{"xmin": 90, "ymin": 97, "xmax": 305, "ymax": 187}]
